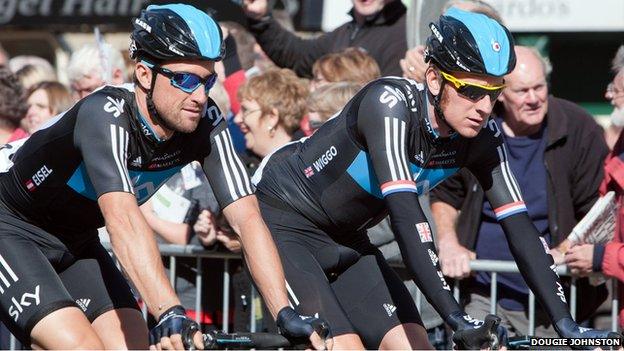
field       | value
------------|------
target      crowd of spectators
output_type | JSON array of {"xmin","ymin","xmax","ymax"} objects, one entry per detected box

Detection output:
[{"xmin": 0, "ymin": 0, "xmax": 623, "ymax": 347}]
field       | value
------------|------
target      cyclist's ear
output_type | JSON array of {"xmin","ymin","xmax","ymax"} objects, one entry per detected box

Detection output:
[
  {"xmin": 134, "ymin": 61, "xmax": 153, "ymax": 91},
  {"xmin": 426, "ymin": 66, "xmax": 442, "ymax": 96}
]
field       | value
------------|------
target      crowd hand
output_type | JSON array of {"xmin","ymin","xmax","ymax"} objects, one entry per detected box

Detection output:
[
  {"xmin": 242, "ymin": 0, "xmax": 269, "ymax": 20},
  {"xmin": 450, "ymin": 312, "xmax": 508, "ymax": 350},
  {"xmin": 555, "ymin": 317, "xmax": 624, "ymax": 350},
  {"xmin": 439, "ymin": 238, "xmax": 476, "ymax": 279},
  {"xmin": 565, "ymin": 244, "xmax": 595, "ymax": 277},
  {"xmin": 216, "ymin": 229, "xmax": 242, "ymax": 253},
  {"xmin": 149, "ymin": 305, "xmax": 203, "ymax": 351},
  {"xmin": 400, "ymin": 46, "xmax": 427, "ymax": 82},
  {"xmin": 549, "ymin": 247, "xmax": 565, "ymax": 265},
  {"xmin": 193, "ymin": 210, "xmax": 217, "ymax": 247},
  {"xmin": 276, "ymin": 306, "xmax": 333, "ymax": 350}
]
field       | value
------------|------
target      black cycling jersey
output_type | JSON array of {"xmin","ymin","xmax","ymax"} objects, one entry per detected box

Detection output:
[
  {"xmin": 255, "ymin": 77, "xmax": 570, "ymax": 326},
  {"xmin": 256, "ymin": 78, "xmax": 524, "ymax": 232},
  {"xmin": 0, "ymin": 84, "xmax": 252, "ymax": 245}
]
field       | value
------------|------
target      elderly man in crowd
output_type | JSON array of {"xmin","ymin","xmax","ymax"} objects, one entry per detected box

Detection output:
[
  {"xmin": 430, "ymin": 46, "xmax": 609, "ymax": 336},
  {"xmin": 241, "ymin": 0, "xmax": 406, "ymax": 78},
  {"xmin": 66, "ymin": 42, "xmax": 127, "ymax": 99}
]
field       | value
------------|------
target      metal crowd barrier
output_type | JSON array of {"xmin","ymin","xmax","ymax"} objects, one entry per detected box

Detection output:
[{"xmin": 5, "ymin": 245, "xmax": 621, "ymax": 350}]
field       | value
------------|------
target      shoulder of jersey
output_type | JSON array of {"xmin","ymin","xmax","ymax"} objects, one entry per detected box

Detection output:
[
  {"xmin": 84, "ymin": 84, "xmax": 135, "ymax": 120},
  {"xmin": 371, "ymin": 76, "xmax": 423, "ymax": 112}
]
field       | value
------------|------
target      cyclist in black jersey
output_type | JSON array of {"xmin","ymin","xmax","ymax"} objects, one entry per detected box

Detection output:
[
  {"xmin": 253, "ymin": 7, "xmax": 622, "ymax": 349},
  {"xmin": 0, "ymin": 4, "xmax": 327, "ymax": 350}
]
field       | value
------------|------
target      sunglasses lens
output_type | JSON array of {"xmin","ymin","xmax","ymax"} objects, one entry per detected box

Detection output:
[
  {"xmin": 172, "ymin": 73, "xmax": 202, "ymax": 92},
  {"xmin": 458, "ymin": 85, "xmax": 502, "ymax": 101},
  {"xmin": 204, "ymin": 74, "xmax": 218, "ymax": 93}
]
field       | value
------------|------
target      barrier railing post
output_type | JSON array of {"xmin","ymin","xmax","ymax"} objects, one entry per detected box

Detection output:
[
  {"xmin": 195, "ymin": 257, "xmax": 203, "ymax": 324},
  {"xmin": 222, "ymin": 259, "xmax": 230, "ymax": 333},
  {"xmin": 612, "ymin": 279, "xmax": 619, "ymax": 332},
  {"xmin": 570, "ymin": 276, "xmax": 577, "ymax": 320},
  {"xmin": 490, "ymin": 272, "xmax": 498, "ymax": 315},
  {"xmin": 169, "ymin": 256, "xmax": 177, "ymax": 289},
  {"xmin": 250, "ymin": 285, "xmax": 257, "ymax": 332},
  {"xmin": 529, "ymin": 291, "xmax": 535, "ymax": 336}
]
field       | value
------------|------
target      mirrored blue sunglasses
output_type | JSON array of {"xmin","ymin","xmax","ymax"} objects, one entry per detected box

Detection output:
[{"xmin": 142, "ymin": 60, "xmax": 218, "ymax": 94}]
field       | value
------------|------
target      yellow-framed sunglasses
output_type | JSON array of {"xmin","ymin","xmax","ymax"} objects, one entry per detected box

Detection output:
[{"xmin": 439, "ymin": 70, "xmax": 505, "ymax": 102}]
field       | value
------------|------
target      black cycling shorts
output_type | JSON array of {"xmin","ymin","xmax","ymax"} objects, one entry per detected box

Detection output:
[
  {"xmin": 259, "ymin": 200, "xmax": 423, "ymax": 349},
  {"xmin": 0, "ymin": 205, "xmax": 140, "ymax": 344}
]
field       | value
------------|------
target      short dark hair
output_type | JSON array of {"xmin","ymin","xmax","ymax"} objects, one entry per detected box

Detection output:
[{"xmin": 0, "ymin": 67, "xmax": 27, "ymax": 127}]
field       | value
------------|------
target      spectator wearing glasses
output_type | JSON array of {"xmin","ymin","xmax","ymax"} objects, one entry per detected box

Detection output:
[{"xmin": 431, "ymin": 46, "xmax": 609, "ymax": 336}]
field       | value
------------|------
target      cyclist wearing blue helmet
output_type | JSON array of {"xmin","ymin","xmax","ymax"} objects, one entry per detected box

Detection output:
[
  {"xmin": 251, "ymin": 7, "xmax": 621, "ymax": 349},
  {"xmin": 0, "ymin": 4, "xmax": 327, "ymax": 350}
]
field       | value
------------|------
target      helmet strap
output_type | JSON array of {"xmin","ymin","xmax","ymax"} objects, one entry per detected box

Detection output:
[
  {"xmin": 145, "ymin": 70, "xmax": 175, "ymax": 137},
  {"xmin": 431, "ymin": 79, "xmax": 456, "ymax": 135}
]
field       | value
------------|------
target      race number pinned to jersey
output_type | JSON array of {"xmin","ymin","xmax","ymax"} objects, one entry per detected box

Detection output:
[{"xmin": 416, "ymin": 222, "xmax": 433, "ymax": 243}]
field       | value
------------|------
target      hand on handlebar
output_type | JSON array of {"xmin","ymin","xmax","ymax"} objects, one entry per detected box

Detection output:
[
  {"xmin": 276, "ymin": 306, "xmax": 332, "ymax": 350},
  {"xmin": 149, "ymin": 305, "xmax": 203, "ymax": 350},
  {"xmin": 449, "ymin": 312, "xmax": 508, "ymax": 350}
]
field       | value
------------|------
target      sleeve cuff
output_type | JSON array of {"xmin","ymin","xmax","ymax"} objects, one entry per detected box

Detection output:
[
  {"xmin": 247, "ymin": 15, "xmax": 273, "ymax": 32},
  {"xmin": 593, "ymin": 243, "xmax": 606, "ymax": 272}
]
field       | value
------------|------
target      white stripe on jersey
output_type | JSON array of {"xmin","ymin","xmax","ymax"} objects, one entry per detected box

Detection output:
[
  {"xmin": 220, "ymin": 130, "xmax": 247, "ymax": 197},
  {"xmin": 496, "ymin": 145, "xmax": 522, "ymax": 201},
  {"xmin": 215, "ymin": 132, "xmax": 239, "ymax": 201},
  {"xmin": 392, "ymin": 118, "xmax": 406, "ymax": 179},
  {"xmin": 224, "ymin": 130, "xmax": 253, "ymax": 195},
  {"xmin": 384, "ymin": 117, "xmax": 411, "ymax": 182},
  {"xmin": 399, "ymin": 119, "xmax": 411, "ymax": 179},
  {"xmin": 109, "ymin": 124, "xmax": 132, "ymax": 192},
  {"xmin": 384, "ymin": 117, "xmax": 398, "ymax": 181}
]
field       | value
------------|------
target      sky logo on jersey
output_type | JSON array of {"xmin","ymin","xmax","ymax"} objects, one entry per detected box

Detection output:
[
  {"xmin": 493, "ymin": 201, "xmax": 527, "ymax": 220},
  {"xmin": 304, "ymin": 166, "xmax": 314, "ymax": 178},
  {"xmin": 104, "ymin": 96, "xmax": 125, "ymax": 118},
  {"xmin": 312, "ymin": 146, "xmax": 338, "ymax": 173},
  {"xmin": 25, "ymin": 165, "xmax": 53, "ymax": 192},
  {"xmin": 416, "ymin": 222, "xmax": 433, "ymax": 243},
  {"xmin": 8, "ymin": 285, "xmax": 40, "ymax": 322}
]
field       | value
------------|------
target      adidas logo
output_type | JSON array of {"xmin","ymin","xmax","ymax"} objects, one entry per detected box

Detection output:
[
  {"xmin": 76, "ymin": 298, "xmax": 91, "ymax": 312},
  {"xmin": 383, "ymin": 303, "xmax": 396, "ymax": 317}
]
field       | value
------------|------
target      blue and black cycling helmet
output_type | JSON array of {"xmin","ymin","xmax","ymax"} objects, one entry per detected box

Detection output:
[
  {"xmin": 130, "ymin": 3, "xmax": 225, "ymax": 62},
  {"xmin": 425, "ymin": 7, "xmax": 516, "ymax": 77}
]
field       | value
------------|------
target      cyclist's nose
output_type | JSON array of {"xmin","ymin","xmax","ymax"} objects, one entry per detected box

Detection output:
[{"xmin": 190, "ymin": 84, "xmax": 208, "ymax": 105}]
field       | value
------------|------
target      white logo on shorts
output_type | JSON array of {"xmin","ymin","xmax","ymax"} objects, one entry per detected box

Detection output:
[
  {"xmin": 383, "ymin": 303, "xmax": 397, "ymax": 317},
  {"xmin": 77, "ymin": 298, "xmax": 91, "ymax": 312}
]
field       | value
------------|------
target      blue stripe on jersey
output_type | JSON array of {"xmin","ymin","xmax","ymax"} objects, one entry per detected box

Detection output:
[
  {"xmin": 408, "ymin": 163, "xmax": 460, "ymax": 194},
  {"xmin": 346, "ymin": 150, "xmax": 460, "ymax": 197},
  {"xmin": 67, "ymin": 163, "xmax": 183, "ymax": 203},
  {"xmin": 346, "ymin": 151, "xmax": 383, "ymax": 198}
]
